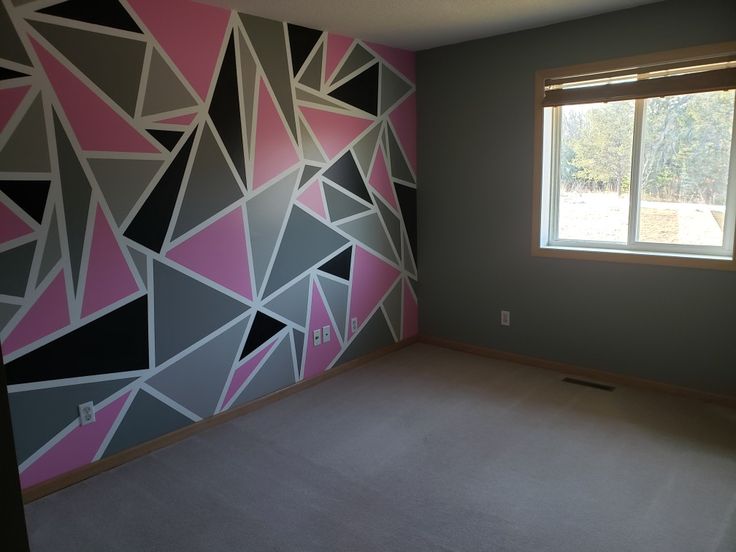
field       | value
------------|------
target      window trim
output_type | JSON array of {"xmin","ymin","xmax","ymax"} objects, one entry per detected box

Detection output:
[{"xmin": 532, "ymin": 42, "xmax": 736, "ymax": 271}]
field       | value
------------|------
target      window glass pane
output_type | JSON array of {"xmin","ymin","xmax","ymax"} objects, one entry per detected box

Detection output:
[
  {"xmin": 557, "ymin": 100, "xmax": 635, "ymax": 242},
  {"xmin": 638, "ymin": 90, "xmax": 735, "ymax": 246}
]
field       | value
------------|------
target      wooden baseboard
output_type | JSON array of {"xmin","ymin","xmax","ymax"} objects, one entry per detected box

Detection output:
[
  {"xmin": 22, "ymin": 337, "xmax": 418, "ymax": 504},
  {"xmin": 419, "ymin": 335, "xmax": 736, "ymax": 409}
]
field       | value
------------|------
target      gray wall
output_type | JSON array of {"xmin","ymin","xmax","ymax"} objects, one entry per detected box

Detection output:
[{"xmin": 417, "ymin": 0, "xmax": 736, "ymax": 395}]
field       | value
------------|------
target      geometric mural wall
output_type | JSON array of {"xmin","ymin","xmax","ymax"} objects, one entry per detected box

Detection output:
[{"xmin": 0, "ymin": 0, "xmax": 417, "ymax": 489}]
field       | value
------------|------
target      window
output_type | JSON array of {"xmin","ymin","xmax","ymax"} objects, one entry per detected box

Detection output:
[{"xmin": 533, "ymin": 43, "xmax": 736, "ymax": 269}]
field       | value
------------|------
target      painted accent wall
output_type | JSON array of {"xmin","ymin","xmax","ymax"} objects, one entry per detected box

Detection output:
[
  {"xmin": 0, "ymin": 0, "xmax": 417, "ymax": 488},
  {"xmin": 417, "ymin": 0, "xmax": 736, "ymax": 395}
]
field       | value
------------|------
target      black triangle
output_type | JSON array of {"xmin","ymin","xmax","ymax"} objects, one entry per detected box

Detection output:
[
  {"xmin": 328, "ymin": 63, "xmax": 378, "ymax": 116},
  {"xmin": 394, "ymin": 182, "xmax": 417, "ymax": 263},
  {"xmin": 288, "ymin": 24, "xmax": 323, "ymax": 76},
  {"xmin": 318, "ymin": 247, "xmax": 352, "ymax": 281},
  {"xmin": 38, "ymin": 0, "xmax": 142, "ymax": 34},
  {"xmin": 240, "ymin": 311, "xmax": 286, "ymax": 360},
  {"xmin": 322, "ymin": 151, "xmax": 372, "ymax": 204},
  {"xmin": 298, "ymin": 164, "xmax": 321, "ymax": 188},
  {"xmin": 147, "ymin": 129, "xmax": 183, "ymax": 151},
  {"xmin": 0, "ymin": 67, "xmax": 28, "ymax": 80},
  {"xmin": 0, "ymin": 181, "xmax": 50, "ymax": 224}
]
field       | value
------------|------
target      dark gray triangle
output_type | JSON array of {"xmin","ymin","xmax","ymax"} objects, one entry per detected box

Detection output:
[
  {"xmin": 0, "ymin": 2, "xmax": 30, "ymax": 66},
  {"xmin": 375, "ymin": 195, "xmax": 401, "ymax": 255},
  {"xmin": 0, "ymin": 241, "xmax": 35, "ymax": 297},
  {"xmin": 383, "ymin": 280, "xmax": 402, "ymax": 339},
  {"xmin": 317, "ymin": 274, "xmax": 348, "ymax": 340},
  {"xmin": 0, "ymin": 302, "xmax": 20, "ymax": 331},
  {"xmin": 292, "ymin": 328, "xmax": 304, "ymax": 377},
  {"xmin": 246, "ymin": 169, "xmax": 299, "ymax": 292},
  {"xmin": 9, "ymin": 378, "xmax": 136, "ymax": 464},
  {"xmin": 332, "ymin": 44, "xmax": 375, "ymax": 83},
  {"xmin": 403, "ymin": 232, "xmax": 417, "ymax": 277},
  {"xmin": 298, "ymin": 43, "xmax": 323, "ymax": 90},
  {"xmin": 128, "ymin": 247, "xmax": 147, "ymax": 284},
  {"xmin": 299, "ymin": 164, "xmax": 321, "ymax": 188},
  {"xmin": 323, "ymin": 183, "xmax": 369, "ymax": 222},
  {"xmin": 0, "ymin": 94, "xmax": 50, "ymax": 172},
  {"xmin": 88, "ymin": 158, "xmax": 162, "ymax": 225},
  {"xmin": 264, "ymin": 206, "xmax": 349, "ymax": 296},
  {"xmin": 352, "ymin": 123, "xmax": 381, "ymax": 176},
  {"xmin": 380, "ymin": 63, "xmax": 412, "ymax": 115},
  {"xmin": 338, "ymin": 213, "xmax": 396, "ymax": 262},
  {"xmin": 335, "ymin": 309, "xmax": 394, "ymax": 366},
  {"xmin": 238, "ymin": 31, "xmax": 257, "ymax": 152},
  {"xmin": 142, "ymin": 49, "xmax": 197, "ymax": 116},
  {"xmin": 233, "ymin": 335, "xmax": 294, "ymax": 406},
  {"xmin": 264, "ymin": 274, "xmax": 309, "ymax": 327},
  {"xmin": 148, "ymin": 317, "xmax": 249, "ymax": 418},
  {"xmin": 387, "ymin": 125, "xmax": 415, "ymax": 183},
  {"xmin": 299, "ymin": 117, "xmax": 325, "ymax": 163},
  {"xmin": 36, "ymin": 209, "xmax": 61, "ymax": 286},
  {"xmin": 153, "ymin": 260, "xmax": 248, "ymax": 365},
  {"xmin": 172, "ymin": 124, "xmax": 243, "ymax": 238},
  {"xmin": 295, "ymin": 86, "xmax": 345, "ymax": 109},
  {"xmin": 30, "ymin": 20, "xmax": 145, "ymax": 116}
]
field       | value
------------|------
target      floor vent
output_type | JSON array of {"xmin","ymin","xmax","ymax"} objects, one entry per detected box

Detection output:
[{"xmin": 562, "ymin": 377, "xmax": 615, "ymax": 392}]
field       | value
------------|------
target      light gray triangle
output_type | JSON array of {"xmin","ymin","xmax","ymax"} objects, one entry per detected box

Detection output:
[
  {"xmin": 264, "ymin": 274, "xmax": 309, "ymax": 326},
  {"xmin": 0, "ymin": 302, "xmax": 20, "ymax": 331},
  {"xmin": 233, "ymin": 335, "xmax": 295, "ymax": 406},
  {"xmin": 292, "ymin": 328, "xmax": 304, "ymax": 377},
  {"xmin": 172, "ymin": 124, "xmax": 243, "ymax": 238},
  {"xmin": 128, "ymin": 247, "xmax": 147, "ymax": 285},
  {"xmin": 403, "ymin": 232, "xmax": 417, "ymax": 276},
  {"xmin": 323, "ymin": 183, "xmax": 369, "ymax": 222},
  {"xmin": 37, "ymin": 209, "xmax": 61, "ymax": 286},
  {"xmin": 381, "ymin": 124, "xmax": 390, "ymax": 153},
  {"xmin": 335, "ymin": 309, "xmax": 394, "ymax": 366},
  {"xmin": 375, "ymin": 195, "xmax": 401, "ymax": 255},
  {"xmin": 142, "ymin": 49, "xmax": 197, "ymax": 116},
  {"xmin": 0, "ymin": 2, "xmax": 30, "ymax": 66},
  {"xmin": 338, "ymin": 213, "xmax": 396, "ymax": 263},
  {"xmin": 380, "ymin": 63, "xmax": 412, "ymax": 115},
  {"xmin": 0, "ymin": 241, "xmax": 35, "ymax": 297},
  {"xmin": 299, "ymin": 117, "xmax": 325, "ymax": 163},
  {"xmin": 148, "ymin": 317, "xmax": 249, "ymax": 418},
  {"xmin": 246, "ymin": 169, "xmax": 299, "ymax": 292},
  {"xmin": 88, "ymin": 158, "xmax": 162, "ymax": 226},
  {"xmin": 383, "ymin": 280, "xmax": 402, "ymax": 339},
  {"xmin": 387, "ymin": 125, "xmax": 415, "ymax": 183},
  {"xmin": 352, "ymin": 123, "xmax": 381, "ymax": 176},
  {"xmin": 264, "ymin": 206, "xmax": 349, "ymax": 296},
  {"xmin": 299, "ymin": 43, "xmax": 323, "ymax": 90},
  {"xmin": 317, "ymin": 274, "xmax": 348, "ymax": 340},
  {"xmin": 0, "ymin": 94, "xmax": 50, "ymax": 172},
  {"xmin": 238, "ymin": 31, "xmax": 257, "ymax": 149},
  {"xmin": 332, "ymin": 44, "xmax": 375, "ymax": 83},
  {"xmin": 295, "ymin": 87, "xmax": 345, "ymax": 110}
]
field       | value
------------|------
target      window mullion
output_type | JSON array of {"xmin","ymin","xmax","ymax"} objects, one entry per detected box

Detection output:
[
  {"xmin": 628, "ymin": 99, "xmax": 645, "ymax": 246},
  {"xmin": 550, "ymin": 107, "xmax": 562, "ymax": 241}
]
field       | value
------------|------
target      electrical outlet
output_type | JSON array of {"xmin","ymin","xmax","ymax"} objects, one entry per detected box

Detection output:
[
  {"xmin": 78, "ymin": 401, "xmax": 95, "ymax": 425},
  {"xmin": 313, "ymin": 328, "xmax": 322, "ymax": 346},
  {"xmin": 322, "ymin": 325, "xmax": 331, "ymax": 343},
  {"xmin": 501, "ymin": 310, "xmax": 511, "ymax": 327},
  {"xmin": 351, "ymin": 317, "xmax": 358, "ymax": 333}
]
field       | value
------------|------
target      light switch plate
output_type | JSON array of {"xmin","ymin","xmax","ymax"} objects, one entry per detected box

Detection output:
[{"xmin": 313, "ymin": 329, "xmax": 321, "ymax": 346}]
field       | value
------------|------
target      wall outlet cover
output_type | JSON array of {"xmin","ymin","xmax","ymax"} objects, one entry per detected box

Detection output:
[
  {"xmin": 313, "ymin": 329, "xmax": 322, "ymax": 346},
  {"xmin": 322, "ymin": 325, "xmax": 331, "ymax": 343},
  {"xmin": 78, "ymin": 401, "xmax": 96, "ymax": 425}
]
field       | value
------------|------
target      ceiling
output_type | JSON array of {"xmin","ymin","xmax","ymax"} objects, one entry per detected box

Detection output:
[{"xmin": 202, "ymin": 0, "xmax": 663, "ymax": 51}]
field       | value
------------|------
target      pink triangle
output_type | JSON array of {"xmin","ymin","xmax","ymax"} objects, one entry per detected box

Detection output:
[
  {"xmin": 0, "ymin": 85, "xmax": 30, "ymax": 133},
  {"xmin": 127, "ymin": 0, "xmax": 229, "ymax": 100},
  {"xmin": 30, "ymin": 38, "xmax": 158, "ymax": 153},
  {"xmin": 402, "ymin": 279, "xmax": 418, "ymax": 339},
  {"xmin": 368, "ymin": 146, "xmax": 398, "ymax": 210},
  {"xmin": 349, "ymin": 246, "xmax": 400, "ymax": 333},
  {"xmin": 364, "ymin": 42, "xmax": 416, "ymax": 83},
  {"xmin": 20, "ymin": 392, "xmax": 130, "ymax": 488},
  {"xmin": 0, "ymin": 201, "xmax": 33, "ymax": 244},
  {"xmin": 167, "ymin": 207, "xmax": 253, "ymax": 300},
  {"xmin": 303, "ymin": 280, "xmax": 342, "ymax": 380},
  {"xmin": 82, "ymin": 206, "xmax": 139, "ymax": 318},
  {"xmin": 253, "ymin": 79, "xmax": 300, "ymax": 190},
  {"xmin": 296, "ymin": 179, "xmax": 326, "ymax": 219},
  {"xmin": 300, "ymin": 106, "xmax": 372, "ymax": 160},
  {"xmin": 155, "ymin": 112, "xmax": 197, "ymax": 125},
  {"xmin": 222, "ymin": 338, "xmax": 277, "ymax": 407},
  {"xmin": 325, "ymin": 33, "xmax": 353, "ymax": 82},
  {"xmin": 388, "ymin": 92, "xmax": 416, "ymax": 174},
  {"xmin": 2, "ymin": 271, "xmax": 70, "ymax": 356}
]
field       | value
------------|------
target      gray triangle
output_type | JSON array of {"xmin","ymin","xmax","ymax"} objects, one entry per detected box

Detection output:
[
  {"xmin": 292, "ymin": 328, "xmax": 304, "ymax": 377},
  {"xmin": 0, "ymin": 241, "xmax": 35, "ymax": 297},
  {"xmin": 295, "ymin": 87, "xmax": 345, "ymax": 109},
  {"xmin": 128, "ymin": 247, "xmax": 147, "ymax": 285},
  {"xmin": 338, "ymin": 213, "xmax": 396, "ymax": 263},
  {"xmin": 0, "ymin": 2, "xmax": 30, "ymax": 66},
  {"xmin": 324, "ymin": 183, "xmax": 369, "ymax": 222},
  {"xmin": 335, "ymin": 309, "xmax": 394, "ymax": 366},
  {"xmin": 0, "ymin": 94, "xmax": 50, "ymax": 172},
  {"xmin": 9, "ymin": 377, "xmax": 136, "ymax": 464},
  {"xmin": 317, "ymin": 274, "xmax": 348, "ymax": 340},
  {"xmin": 299, "ymin": 117, "xmax": 325, "ymax": 163},
  {"xmin": 381, "ymin": 124, "xmax": 390, "ymax": 154},
  {"xmin": 264, "ymin": 207, "xmax": 349, "ymax": 296},
  {"xmin": 238, "ymin": 31, "xmax": 257, "ymax": 151},
  {"xmin": 30, "ymin": 20, "xmax": 146, "ymax": 116},
  {"xmin": 54, "ymin": 114, "xmax": 91, "ymax": 293},
  {"xmin": 332, "ymin": 45, "xmax": 375, "ymax": 83},
  {"xmin": 246, "ymin": 169, "xmax": 299, "ymax": 292},
  {"xmin": 380, "ymin": 63, "xmax": 412, "ymax": 115},
  {"xmin": 387, "ymin": 125, "xmax": 415, "ymax": 183},
  {"xmin": 36, "ymin": 209, "xmax": 61, "ymax": 286},
  {"xmin": 375, "ymin": 195, "xmax": 401, "ymax": 255},
  {"xmin": 383, "ymin": 280, "xmax": 402, "ymax": 339},
  {"xmin": 299, "ymin": 43, "xmax": 323, "ymax": 90},
  {"xmin": 264, "ymin": 274, "xmax": 309, "ymax": 327},
  {"xmin": 403, "ymin": 232, "xmax": 417, "ymax": 277},
  {"xmin": 88, "ymin": 158, "xmax": 162, "ymax": 225},
  {"xmin": 408, "ymin": 276, "xmax": 418, "ymax": 298},
  {"xmin": 0, "ymin": 302, "xmax": 20, "ymax": 331},
  {"xmin": 104, "ymin": 390, "xmax": 193, "ymax": 458},
  {"xmin": 299, "ymin": 164, "xmax": 320, "ymax": 188},
  {"xmin": 242, "ymin": 15, "xmax": 297, "ymax": 140},
  {"xmin": 153, "ymin": 260, "xmax": 248, "ymax": 364},
  {"xmin": 173, "ymin": 124, "xmax": 243, "ymax": 238},
  {"xmin": 142, "ymin": 49, "xmax": 197, "ymax": 116},
  {"xmin": 352, "ymin": 123, "xmax": 381, "ymax": 176},
  {"xmin": 148, "ymin": 317, "xmax": 249, "ymax": 418},
  {"xmin": 233, "ymin": 335, "xmax": 295, "ymax": 406}
]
